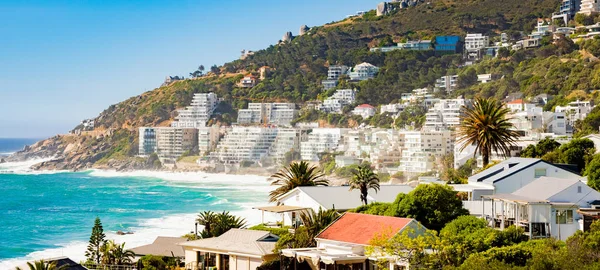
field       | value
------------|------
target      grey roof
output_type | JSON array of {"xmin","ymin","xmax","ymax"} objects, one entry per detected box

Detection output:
[
  {"xmin": 512, "ymin": 177, "xmax": 581, "ymax": 201},
  {"xmin": 287, "ymin": 185, "xmax": 414, "ymax": 210},
  {"xmin": 129, "ymin": 236, "xmax": 187, "ymax": 257},
  {"xmin": 485, "ymin": 193, "xmax": 548, "ymax": 203},
  {"xmin": 468, "ymin": 158, "xmax": 548, "ymax": 184},
  {"xmin": 179, "ymin": 229, "xmax": 278, "ymax": 257},
  {"xmin": 18, "ymin": 257, "xmax": 88, "ymax": 270}
]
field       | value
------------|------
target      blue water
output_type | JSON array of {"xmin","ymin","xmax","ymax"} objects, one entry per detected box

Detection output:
[
  {"xmin": 0, "ymin": 139, "xmax": 270, "ymax": 268},
  {"xmin": 0, "ymin": 138, "xmax": 39, "ymax": 155}
]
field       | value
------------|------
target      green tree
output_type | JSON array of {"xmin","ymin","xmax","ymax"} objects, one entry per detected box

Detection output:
[
  {"xmin": 196, "ymin": 211, "xmax": 217, "ymax": 237},
  {"xmin": 349, "ymin": 165, "xmax": 380, "ymax": 205},
  {"xmin": 586, "ymin": 154, "xmax": 600, "ymax": 191},
  {"xmin": 457, "ymin": 97, "xmax": 520, "ymax": 167},
  {"xmin": 197, "ymin": 211, "xmax": 246, "ymax": 238},
  {"xmin": 395, "ymin": 184, "xmax": 469, "ymax": 231},
  {"xmin": 101, "ymin": 240, "xmax": 135, "ymax": 265},
  {"xmin": 519, "ymin": 138, "xmax": 561, "ymax": 158},
  {"xmin": 15, "ymin": 260, "xmax": 68, "ymax": 270},
  {"xmin": 268, "ymin": 161, "xmax": 329, "ymax": 202},
  {"xmin": 85, "ymin": 217, "xmax": 106, "ymax": 265},
  {"xmin": 457, "ymin": 67, "xmax": 478, "ymax": 89},
  {"xmin": 557, "ymin": 138, "xmax": 595, "ymax": 172},
  {"xmin": 299, "ymin": 208, "xmax": 340, "ymax": 245}
]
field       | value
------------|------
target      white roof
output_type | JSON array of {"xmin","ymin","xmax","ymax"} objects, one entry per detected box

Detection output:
[
  {"xmin": 179, "ymin": 229, "xmax": 278, "ymax": 257},
  {"xmin": 512, "ymin": 177, "xmax": 581, "ymax": 201},
  {"xmin": 279, "ymin": 185, "xmax": 414, "ymax": 210}
]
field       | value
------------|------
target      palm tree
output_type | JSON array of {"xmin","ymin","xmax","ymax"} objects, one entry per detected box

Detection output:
[
  {"xmin": 197, "ymin": 211, "xmax": 217, "ymax": 236},
  {"xmin": 197, "ymin": 211, "xmax": 246, "ymax": 238},
  {"xmin": 101, "ymin": 240, "xmax": 135, "ymax": 265},
  {"xmin": 349, "ymin": 165, "xmax": 380, "ymax": 205},
  {"xmin": 457, "ymin": 97, "xmax": 520, "ymax": 167},
  {"xmin": 268, "ymin": 161, "xmax": 329, "ymax": 203},
  {"xmin": 16, "ymin": 260, "xmax": 68, "ymax": 270},
  {"xmin": 299, "ymin": 208, "xmax": 340, "ymax": 246}
]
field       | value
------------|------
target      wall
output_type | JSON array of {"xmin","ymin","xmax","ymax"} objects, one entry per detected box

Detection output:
[
  {"xmin": 278, "ymin": 189, "xmax": 324, "ymax": 226},
  {"xmin": 184, "ymin": 248, "xmax": 198, "ymax": 266},
  {"xmin": 549, "ymin": 207, "xmax": 581, "ymax": 241},
  {"xmin": 551, "ymin": 182, "xmax": 600, "ymax": 208},
  {"xmin": 494, "ymin": 165, "xmax": 580, "ymax": 194}
]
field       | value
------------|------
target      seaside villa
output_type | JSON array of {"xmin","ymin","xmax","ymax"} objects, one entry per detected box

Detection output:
[
  {"xmin": 180, "ymin": 229, "xmax": 279, "ymax": 270},
  {"xmin": 281, "ymin": 212, "xmax": 426, "ymax": 270}
]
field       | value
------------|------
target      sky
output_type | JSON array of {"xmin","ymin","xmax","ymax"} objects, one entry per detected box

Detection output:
[{"xmin": 0, "ymin": 0, "xmax": 381, "ymax": 138}]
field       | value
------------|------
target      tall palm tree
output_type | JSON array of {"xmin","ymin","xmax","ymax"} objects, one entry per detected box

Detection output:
[
  {"xmin": 196, "ymin": 211, "xmax": 246, "ymax": 238},
  {"xmin": 16, "ymin": 260, "xmax": 68, "ymax": 270},
  {"xmin": 268, "ymin": 161, "xmax": 329, "ymax": 203},
  {"xmin": 349, "ymin": 165, "xmax": 380, "ymax": 205},
  {"xmin": 101, "ymin": 240, "xmax": 135, "ymax": 265},
  {"xmin": 196, "ymin": 211, "xmax": 217, "ymax": 236},
  {"xmin": 299, "ymin": 208, "xmax": 340, "ymax": 246},
  {"xmin": 457, "ymin": 97, "xmax": 520, "ymax": 167}
]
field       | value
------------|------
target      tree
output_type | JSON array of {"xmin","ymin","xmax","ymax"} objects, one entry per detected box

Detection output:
[
  {"xmin": 395, "ymin": 184, "xmax": 469, "ymax": 231},
  {"xmin": 349, "ymin": 165, "xmax": 380, "ymax": 205},
  {"xmin": 197, "ymin": 211, "xmax": 246, "ymax": 238},
  {"xmin": 268, "ymin": 161, "xmax": 329, "ymax": 203},
  {"xmin": 101, "ymin": 240, "xmax": 135, "ymax": 265},
  {"xmin": 586, "ymin": 154, "xmax": 600, "ymax": 191},
  {"xmin": 457, "ymin": 97, "xmax": 520, "ymax": 167},
  {"xmin": 210, "ymin": 65, "xmax": 220, "ymax": 75},
  {"xmin": 16, "ymin": 260, "xmax": 68, "ymax": 270},
  {"xmin": 519, "ymin": 138, "xmax": 561, "ymax": 158},
  {"xmin": 497, "ymin": 47, "xmax": 510, "ymax": 58},
  {"xmin": 85, "ymin": 217, "xmax": 106, "ymax": 265},
  {"xmin": 299, "ymin": 208, "xmax": 340, "ymax": 245},
  {"xmin": 457, "ymin": 67, "xmax": 478, "ymax": 89}
]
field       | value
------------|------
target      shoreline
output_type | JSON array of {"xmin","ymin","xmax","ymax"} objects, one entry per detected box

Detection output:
[{"xmin": 0, "ymin": 162, "xmax": 276, "ymax": 269}]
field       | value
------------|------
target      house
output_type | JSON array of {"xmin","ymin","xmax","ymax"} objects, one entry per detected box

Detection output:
[
  {"xmin": 280, "ymin": 213, "xmax": 426, "ymax": 270},
  {"xmin": 555, "ymin": 100, "xmax": 594, "ymax": 122},
  {"xmin": 466, "ymin": 177, "xmax": 600, "ymax": 240},
  {"xmin": 434, "ymin": 75, "xmax": 458, "ymax": 93},
  {"xmin": 348, "ymin": 62, "xmax": 379, "ymax": 81},
  {"xmin": 180, "ymin": 229, "xmax": 279, "ymax": 270},
  {"xmin": 129, "ymin": 236, "xmax": 187, "ymax": 261},
  {"xmin": 465, "ymin": 157, "xmax": 582, "ymax": 196},
  {"xmin": 506, "ymin": 99, "xmax": 536, "ymax": 112},
  {"xmin": 237, "ymin": 75, "xmax": 258, "ymax": 88},
  {"xmin": 257, "ymin": 185, "xmax": 414, "ymax": 226},
  {"xmin": 434, "ymin": 36, "xmax": 461, "ymax": 53},
  {"xmin": 465, "ymin": 33, "xmax": 490, "ymax": 61},
  {"xmin": 352, "ymin": 104, "xmax": 376, "ymax": 119},
  {"xmin": 17, "ymin": 257, "xmax": 87, "ymax": 270}
]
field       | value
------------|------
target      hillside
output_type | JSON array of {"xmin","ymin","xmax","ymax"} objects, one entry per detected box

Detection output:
[{"xmin": 8, "ymin": 0, "xmax": 575, "ymax": 170}]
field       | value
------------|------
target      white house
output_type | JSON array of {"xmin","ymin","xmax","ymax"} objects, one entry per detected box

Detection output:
[
  {"xmin": 281, "ymin": 213, "xmax": 426, "ymax": 270},
  {"xmin": 465, "ymin": 157, "xmax": 583, "ymax": 197},
  {"xmin": 352, "ymin": 104, "xmax": 376, "ymax": 119},
  {"xmin": 180, "ymin": 229, "xmax": 279, "ymax": 270},
  {"xmin": 505, "ymin": 99, "xmax": 536, "ymax": 112},
  {"xmin": 348, "ymin": 62, "xmax": 379, "ymax": 81},
  {"xmin": 465, "ymin": 177, "xmax": 600, "ymax": 240},
  {"xmin": 256, "ymin": 185, "xmax": 414, "ymax": 226}
]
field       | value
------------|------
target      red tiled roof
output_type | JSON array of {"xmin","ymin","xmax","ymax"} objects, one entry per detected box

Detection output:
[
  {"xmin": 315, "ymin": 213, "xmax": 413, "ymax": 245},
  {"xmin": 507, "ymin": 99, "xmax": 524, "ymax": 104},
  {"xmin": 357, "ymin": 104, "xmax": 375, "ymax": 109}
]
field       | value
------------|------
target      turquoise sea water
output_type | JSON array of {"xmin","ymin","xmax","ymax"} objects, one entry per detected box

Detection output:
[{"xmin": 0, "ymin": 139, "xmax": 270, "ymax": 269}]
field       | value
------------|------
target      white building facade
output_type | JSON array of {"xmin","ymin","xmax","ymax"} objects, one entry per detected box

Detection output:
[{"xmin": 172, "ymin": 93, "xmax": 219, "ymax": 128}]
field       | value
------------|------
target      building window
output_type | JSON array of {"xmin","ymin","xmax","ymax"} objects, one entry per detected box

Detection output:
[
  {"xmin": 556, "ymin": 209, "xmax": 574, "ymax": 224},
  {"xmin": 534, "ymin": 168, "xmax": 547, "ymax": 178},
  {"xmin": 578, "ymin": 186, "xmax": 582, "ymax": 193},
  {"xmin": 295, "ymin": 194, "xmax": 299, "ymax": 201}
]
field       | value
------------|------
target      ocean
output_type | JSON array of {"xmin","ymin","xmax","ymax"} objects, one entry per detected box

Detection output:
[{"xmin": 0, "ymin": 139, "xmax": 273, "ymax": 269}]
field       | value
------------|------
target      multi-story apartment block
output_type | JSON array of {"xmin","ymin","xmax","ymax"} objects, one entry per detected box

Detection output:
[
  {"xmin": 212, "ymin": 127, "xmax": 279, "ymax": 164},
  {"xmin": 435, "ymin": 36, "xmax": 461, "ymax": 53},
  {"xmin": 369, "ymin": 130, "xmax": 403, "ymax": 169},
  {"xmin": 198, "ymin": 126, "xmax": 222, "ymax": 155},
  {"xmin": 370, "ymin": 40, "xmax": 432, "ymax": 52},
  {"xmin": 580, "ymin": 0, "xmax": 600, "ymax": 15},
  {"xmin": 320, "ymin": 89, "xmax": 357, "ymax": 113},
  {"xmin": 270, "ymin": 128, "xmax": 307, "ymax": 164},
  {"xmin": 424, "ymin": 98, "xmax": 471, "ymax": 130},
  {"xmin": 553, "ymin": 0, "xmax": 581, "ymax": 25},
  {"xmin": 237, "ymin": 103, "xmax": 297, "ymax": 126},
  {"xmin": 348, "ymin": 63, "xmax": 379, "ymax": 81},
  {"xmin": 322, "ymin": 65, "xmax": 349, "ymax": 90},
  {"xmin": 509, "ymin": 108, "xmax": 569, "ymax": 136},
  {"xmin": 301, "ymin": 128, "xmax": 346, "ymax": 161},
  {"xmin": 555, "ymin": 100, "xmax": 594, "ymax": 122},
  {"xmin": 398, "ymin": 130, "xmax": 454, "ymax": 174},
  {"xmin": 435, "ymin": 75, "xmax": 458, "ymax": 93},
  {"xmin": 505, "ymin": 99, "xmax": 537, "ymax": 113},
  {"xmin": 138, "ymin": 127, "xmax": 199, "ymax": 162},
  {"xmin": 465, "ymin": 34, "xmax": 489, "ymax": 61},
  {"xmin": 172, "ymin": 93, "xmax": 218, "ymax": 128},
  {"xmin": 380, "ymin": 104, "xmax": 405, "ymax": 115}
]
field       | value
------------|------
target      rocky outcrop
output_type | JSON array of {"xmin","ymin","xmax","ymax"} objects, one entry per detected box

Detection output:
[
  {"xmin": 299, "ymin": 25, "xmax": 310, "ymax": 36},
  {"xmin": 282, "ymin": 31, "xmax": 293, "ymax": 43}
]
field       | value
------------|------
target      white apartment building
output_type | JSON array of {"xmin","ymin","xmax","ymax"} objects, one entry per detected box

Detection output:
[
  {"xmin": 381, "ymin": 104, "xmax": 405, "ymax": 114},
  {"xmin": 198, "ymin": 126, "xmax": 221, "ymax": 155},
  {"xmin": 270, "ymin": 128, "xmax": 306, "ymax": 164},
  {"xmin": 580, "ymin": 0, "xmax": 600, "ymax": 15},
  {"xmin": 352, "ymin": 104, "xmax": 376, "ymax": 119},
  {"xmin": 424, "ymin": 98, "xmax": 471, "ymax": 130},
  {"xmin": 172, "ymin": 93, "xmax": 219, "ymax": 128},
  {"xmin": 435, "ymin": 75, "xmax": 458, "ymax": 93},
  {"xmin": 510, "ymin": 107, "xmax": 569, "ymax": 136},
  {"xmin": 398, "ymin": 130, "xmax": 454, "ymax": 174},
  {"xmin": 465, "ymin": 33, "xmax": 490, "ymax": 61},
  {"xmin": 139, "ymin": 127, "xmax": 199, "ymax": 162},
  {"xmin": 320, "ymin": 89, "xmax": 357, "ymax": 113},
  {"xmin": 369, "ymin": 130, "xmax": 403, "ymax": 169},
  {"xmin": 555, "ymin": 100, "xmax": 594, "ymax": 122},
  {"xmin": 212, "ymin": 127, "xmax": 279, "ymax": 164},
  {"xmin": 322, "ymin": 65, "xmax": 349, "ymax": 90},
  {"xmin": 237, "ymin": 103, "xmax": 297, "ymax": 126},
  {"xmin": 348, "ymin": 62, "xmax": 379, "ymax": 81},
  {"xmin": 301, "ymin": 128, "xmax": 346, "ymax": 161}
]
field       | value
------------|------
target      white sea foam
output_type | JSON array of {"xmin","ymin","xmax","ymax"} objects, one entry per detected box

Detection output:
[
  {"xmin": 0, "ymin": 169, "xmax": 278, "ymax": 269},
  {"xmin": 0, "ymin": 157, "xmax": 65, "ymax": 175},
  {"xmin": 0, "ymin": 203, "xmax": 278, "ymax": 270}
]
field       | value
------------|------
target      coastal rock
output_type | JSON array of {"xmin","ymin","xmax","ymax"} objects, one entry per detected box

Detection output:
[{"xmin": 299, "ymin": 25, "xmax": 310, "ymax": 36}]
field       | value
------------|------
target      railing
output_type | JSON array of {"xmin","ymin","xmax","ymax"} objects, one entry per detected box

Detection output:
[
  {"xmin": 83, "ymin": 263, "xmax": 137, "ymax": 270},
  {"xmin": 463, "ymin": 200, "xmax": 504, "ymax": 217}
]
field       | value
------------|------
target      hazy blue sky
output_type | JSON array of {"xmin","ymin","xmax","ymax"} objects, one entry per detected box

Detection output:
[{"xmin": 0, "ymin": 0, "xmax": 380, "ymax": 138}]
